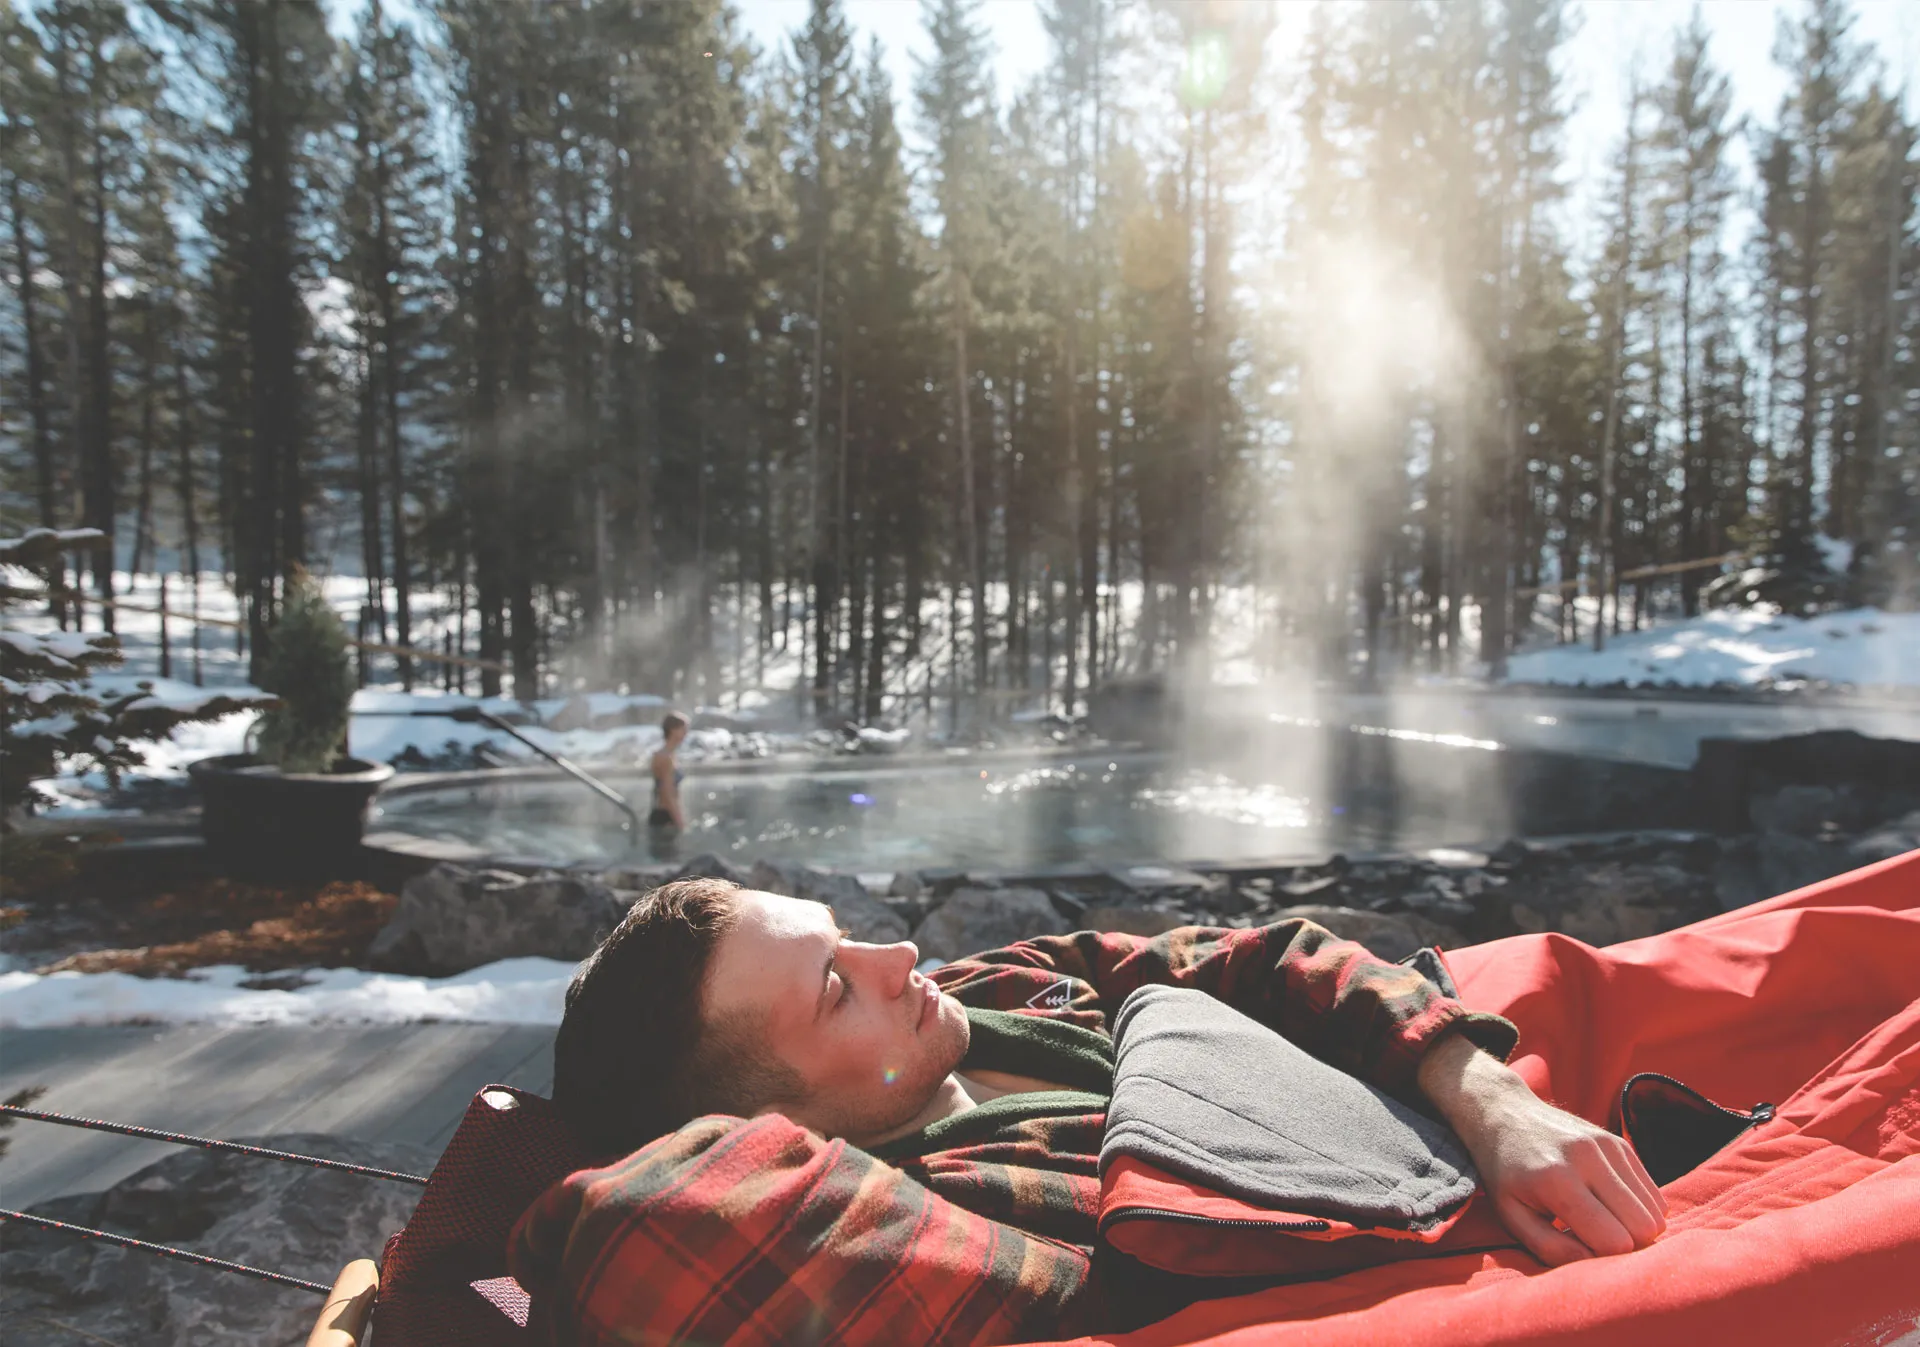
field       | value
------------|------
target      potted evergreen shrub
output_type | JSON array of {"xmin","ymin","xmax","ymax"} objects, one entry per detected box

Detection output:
[{"xmin": 189, "ymin": 569, "xmax": 392, "ymax": 878}]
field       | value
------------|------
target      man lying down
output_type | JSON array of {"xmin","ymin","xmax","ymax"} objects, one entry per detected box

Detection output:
[{"xmin": 510, "ymin": 878, "xmax": 1667, "ymax": 1345}]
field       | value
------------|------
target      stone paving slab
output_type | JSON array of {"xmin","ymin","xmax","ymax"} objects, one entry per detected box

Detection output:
[{"xmin": 0, "ymin": 1023, "xmax": 554, "ymax": 1209}]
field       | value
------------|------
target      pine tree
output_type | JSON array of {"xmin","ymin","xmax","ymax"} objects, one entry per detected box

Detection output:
[
  {"xmin": 789, "ymin": 0, "xmax": 854, "ymax": 716},
  {"xmin": 1, "ymin": 528, "xmax": 267, "ymax": 822},
  {"xmin": 1759, "ymin": 0, "xmax": 1863, "ymax": 579},
  {"xmin": 1649, "ymin": 10, "xmax": 1740, "ymax": 614},
  {"xmin": 916, "ymin": 0, "xmax": 995, "ymax": 713},
  {"xmin": 339, "ymin": 0, "xmax": 445, "ymax": 689},
  {"xmin": 158, "ymin": 0, "xmax": 337, "ymax": 676},
  {"xmin": 2, "ymin": 7, "xmax": 64, "ymax": 554}
]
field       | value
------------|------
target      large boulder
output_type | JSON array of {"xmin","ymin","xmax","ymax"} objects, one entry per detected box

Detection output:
[
  {"xmin": 1846, "ymin": 810, "xmax": 1920, "ymax": 867},
  {"xmin": 1712, "ymin": 837, "xmax": 1767, "ymax": 911},
  {"xmin": 1749, "ymin": 784, "xmax": 1871, "ymax": 837},
  {"xmin": 0, "ymin": 1133, "xmax": 430, "ymax": 1347},
  {"xmin": 1748, "ymin": 819, "xmax": 1920, "ymax": 901},
  {"xmin": 1694, "ymin": 731, "xmax": 1920, "ymax": 833},
  {"xmin": 368, "ymin": 863, "xmax": 624, "ymax": 974},
  {"xmin": 1502, "ymin": 861, "xmax": 1716, "ymax": 946},
  {"xmin": 911, "ymin": 887, "xmax": 1069, "ymax": 962},
  {"xmin": 747, "ymin": 861, "xmax": 909, "ymax": 944},
  {"xmin": 1273, "ymin": 904, "xmax": 1461, "ymax": 963},
  {"xmin": 1754, "ymin": 831, "xmax": 1854, "ymax": 899}
]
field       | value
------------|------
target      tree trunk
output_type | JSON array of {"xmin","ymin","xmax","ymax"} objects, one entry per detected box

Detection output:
[
  {"xmin": 809, "ymin": 232, "xmax": 831, "ymax": 720},
  {"xmin": 1595, "ymin": 87, "xmax": 1641, "ymax": 651},
  {"xmin": 173, "ymin": 353, "xmax": 204, "ymax": 685},
  {"xmin": 240, "ymin": 0, "xmax": 306, "ymax": 675},
  {"xmin": 1793, "ymin": 142, "xmax": 1825, "ymax": 556},
  {"xmin": 1678, "ymin": 175, "xmax": 1703, "ymax": 616},
  {"xmin": 84, "ymin": 30, "xmax": 116, "ymax": 626},
  {"xmin": 374, "ymin": 186, "xmax": 414, "ymax": 689},
  {"xmin": 864, "ymin": 555, "xmax": 888, "ymax": 724},
  {"xmin": 356, "ymin": 344, "xmax": 387, "ymax": 652},
  {"xmin": 6, "ymin": 173, "xmax": 61, "ymax": 559},
  {"xmin": 953, "ymin": 266, "xmax": 984, "ymax": 708},
  {"xmin": 131, "ymin": 317, "xmax": 158, "ymax": 579}
]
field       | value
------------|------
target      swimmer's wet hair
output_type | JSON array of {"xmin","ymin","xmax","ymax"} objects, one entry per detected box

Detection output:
[{"xmin": 553, "ymin": 877, "xmax": 805, "ymax": 1156}]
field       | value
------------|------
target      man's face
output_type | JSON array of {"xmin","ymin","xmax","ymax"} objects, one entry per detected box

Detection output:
[{"xmin": 703, "ymin": 890, "xmax": 969, "ymax": 1142}]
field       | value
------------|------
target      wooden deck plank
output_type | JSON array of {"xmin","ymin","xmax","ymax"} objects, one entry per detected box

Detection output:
[{"xmin": 0, "ymin": 1023, "xmax": 558, "ymax": 1208}]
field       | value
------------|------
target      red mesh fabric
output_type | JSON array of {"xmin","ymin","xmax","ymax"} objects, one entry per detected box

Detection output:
[{"xmin": 373, "ymin": 1085, "xmax": 591, "ymax": 1347}]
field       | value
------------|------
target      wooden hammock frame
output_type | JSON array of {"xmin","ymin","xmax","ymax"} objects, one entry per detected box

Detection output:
[{"xmin": 308, "ymin": 1261, "xmax": 380, "ymax": 1346}]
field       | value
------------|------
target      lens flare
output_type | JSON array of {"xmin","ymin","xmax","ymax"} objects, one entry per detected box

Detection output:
[{"xmin": 883, "ymin": 1066, "xmax": 901, "ymax": 1085}]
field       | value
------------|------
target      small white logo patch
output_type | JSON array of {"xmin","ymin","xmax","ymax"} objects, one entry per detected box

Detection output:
[{"xmin": 1026, "ymin": 978, "xmax": 1074, "ymax": 1010}]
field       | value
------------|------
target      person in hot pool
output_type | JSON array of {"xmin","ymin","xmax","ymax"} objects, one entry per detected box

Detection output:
[{"xmin": 646, "ymin": 711, "xmax": 689, "ymax": 857}]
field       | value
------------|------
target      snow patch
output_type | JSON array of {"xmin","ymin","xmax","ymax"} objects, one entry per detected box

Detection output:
[
  {"xmin": 0, "ymin": 957, "xmax": 576, "ymax": 1029},
  {"xmin": 1505, "ymin": 607, "xmax": 1920, "ymax": 690}
]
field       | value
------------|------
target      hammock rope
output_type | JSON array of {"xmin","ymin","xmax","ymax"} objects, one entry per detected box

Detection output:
[
  {"xmin": 0, "ymin": 1207, "xmax": 333, "ymax": 1294},
  {"xmin": 0, "ymin": 1103, "xmax": 430, "ymax": 1297},
  {"xmin": 0, "ymin": 1105, "xmax": 430, "ymax": 1185}
]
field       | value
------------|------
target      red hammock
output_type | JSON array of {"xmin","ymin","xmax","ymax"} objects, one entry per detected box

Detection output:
[{"xmin": 366, "ymin": 849, "xmax": 1920, "ymax": 1347}]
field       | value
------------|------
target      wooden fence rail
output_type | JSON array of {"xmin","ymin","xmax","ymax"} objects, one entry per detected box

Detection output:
[{"xmin": 1514, "ymin": 550, "xmax": 1756, "ymax": 600}]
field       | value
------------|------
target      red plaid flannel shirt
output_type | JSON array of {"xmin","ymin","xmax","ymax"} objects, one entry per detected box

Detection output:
[{"xmin": 509, "ymin": 918, "xmax": 1519, "ymax": 1346}]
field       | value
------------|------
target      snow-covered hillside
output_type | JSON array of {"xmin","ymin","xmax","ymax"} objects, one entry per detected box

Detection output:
[{"xmin": 1504, "ymin": 607, "xmax": 1920, "ymax": 691}]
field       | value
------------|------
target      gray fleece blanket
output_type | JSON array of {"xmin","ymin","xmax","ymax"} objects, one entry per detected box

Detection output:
[{"xmin": 1102, "ymin": 985, "xmax": 1479, "ymax": 1231}]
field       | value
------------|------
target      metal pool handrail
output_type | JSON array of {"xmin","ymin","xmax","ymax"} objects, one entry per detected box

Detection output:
[{"xmin": 357, "ymin": 704, "xmax": 641, "ymax": 845}]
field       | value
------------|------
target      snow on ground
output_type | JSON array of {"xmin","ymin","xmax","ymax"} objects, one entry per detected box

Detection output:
[
  {"xmin": 0, "ymin": 957, "xmax": 575, "ymax": 1029},
  {"xmin": 1503, "ymin": 607, "xmax": 1920, "ymax": 690},
  {"xmin": 33, "ymin": 680, "xmax": 779, "ymax": 816}
]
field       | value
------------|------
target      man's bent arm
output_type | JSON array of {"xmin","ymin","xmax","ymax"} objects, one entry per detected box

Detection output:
[
  {"xmin": 1418, "ymin": 1027, "xmax": 1669, "ymax": 1265},
  {"xmin": 935, "ymin": 920, "xmax": 1518, "ymax": 1103}
]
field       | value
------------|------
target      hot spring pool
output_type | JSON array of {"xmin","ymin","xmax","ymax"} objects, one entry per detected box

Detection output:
[{"xmin": 368, "ymin": 748, "xmax": 1474, "ymax": 872}]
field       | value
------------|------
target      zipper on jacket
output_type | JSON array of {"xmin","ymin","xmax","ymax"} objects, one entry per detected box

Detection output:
[
  {"xmin": 1101, "ymin": 1208, "xmax": 1332, "ymax": 1234},
  {"xmin": 1620, "ymin": 1071, "xmax": 1773, "ymax": 1127}
]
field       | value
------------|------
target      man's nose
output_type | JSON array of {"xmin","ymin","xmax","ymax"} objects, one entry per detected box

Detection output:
[{"xmin": 848, "ymin": 939, "xmax": 919, "ymax": 997}]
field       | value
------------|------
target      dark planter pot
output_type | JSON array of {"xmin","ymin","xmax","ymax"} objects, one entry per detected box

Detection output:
[{"xmin": 189, "ymin": 754, "xmax": 395, "ymax": 881}]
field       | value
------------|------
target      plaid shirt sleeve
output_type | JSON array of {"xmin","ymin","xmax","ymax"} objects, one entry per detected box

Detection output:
[
  {"xmin": 509, "ymin": 1113, "xmax": 1093, "ymax": 1347},
  {"xmin": 933, "ymin": 919, "xmax": 1519, "ymax": 1103}
]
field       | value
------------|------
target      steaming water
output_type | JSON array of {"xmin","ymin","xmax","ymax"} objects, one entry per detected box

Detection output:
[{"xmin": 370, "ymin": 751, "xmax": 1465, "ymax": 872}]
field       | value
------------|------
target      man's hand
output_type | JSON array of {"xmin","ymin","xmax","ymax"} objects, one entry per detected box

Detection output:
[{"xmin": 1418, "ymin": 1029, "xmax": 1667, "ymax": 1266}]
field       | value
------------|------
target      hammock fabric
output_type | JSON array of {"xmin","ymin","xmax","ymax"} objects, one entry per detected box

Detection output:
[
  {"xmin": 371, "ymin": 850, "xmax": 1920, "ymax": 1347},
  {"xmin": 1040, "ymin": 848, "xmax": 1920, "ymax": 1347}
]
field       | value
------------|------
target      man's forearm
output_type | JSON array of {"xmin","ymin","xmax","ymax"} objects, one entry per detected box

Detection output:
[
  {"xmin": 1417, "ymin": 1025, "xmax": 1534, "ymax": 1138},
  {"xmin": 1415, "ymin": 1025, "xmax": 1669, "ymax": 1265}
]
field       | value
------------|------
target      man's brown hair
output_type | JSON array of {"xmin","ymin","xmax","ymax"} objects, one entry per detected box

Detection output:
[{"xmin": 552, "ymin": 877, "xmax": 805, "ymax": 1156}]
